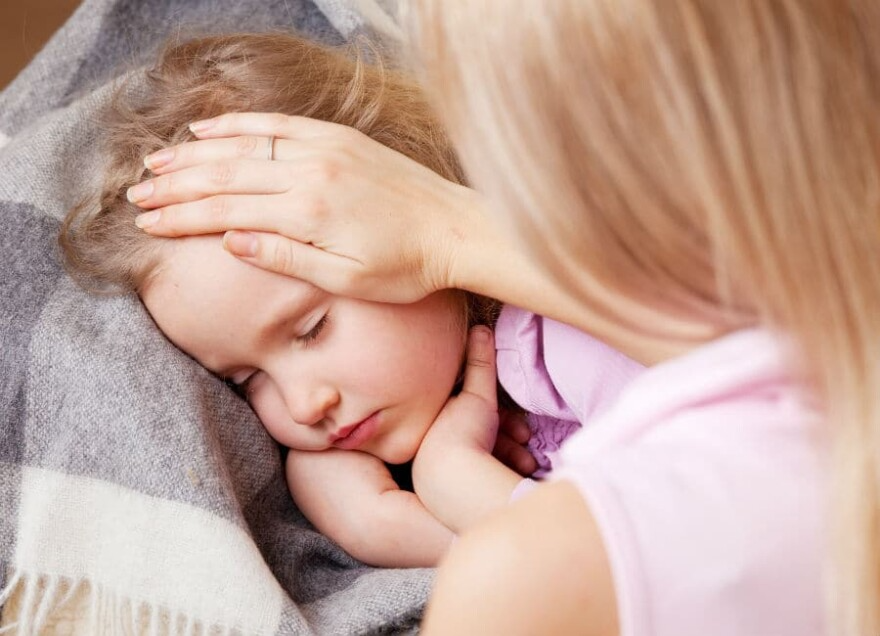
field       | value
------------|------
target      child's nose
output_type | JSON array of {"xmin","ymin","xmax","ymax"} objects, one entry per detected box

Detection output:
[{"xmin": 286, "ymin": 384, "xmax": 340, "ymax": 426}]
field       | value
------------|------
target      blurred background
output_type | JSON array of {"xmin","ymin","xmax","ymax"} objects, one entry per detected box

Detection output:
[{"xmin": 0, "ymin": 0, "xmax": 82, "ymax": 90}]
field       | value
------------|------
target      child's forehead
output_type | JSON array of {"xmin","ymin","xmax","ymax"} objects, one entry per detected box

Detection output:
[
  {"xmin": 142, "ymin": 235, "xmax": 325, "ymax": 372},
  {"xmin": 158, "ymin": 234, "xmax": 320, "ymax": 319}
]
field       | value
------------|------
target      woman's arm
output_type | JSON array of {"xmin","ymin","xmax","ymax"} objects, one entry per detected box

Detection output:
[
  {"xmin": 286, "ymin": 448, "xmax": 453, "ymax": 568},
  {"xmin": 422, "ymin": 480, "xmax": 619, "ymax": 636}
]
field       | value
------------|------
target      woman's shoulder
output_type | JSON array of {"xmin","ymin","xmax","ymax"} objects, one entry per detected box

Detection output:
[{"xmin": 549, "ymin": 328, "xmax": 828, "ymax": 636}]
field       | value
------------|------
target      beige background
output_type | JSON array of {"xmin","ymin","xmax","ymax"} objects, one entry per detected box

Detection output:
[{"xmin": 0, "ymin": 0, "xmax": 82, "ymax": 90}]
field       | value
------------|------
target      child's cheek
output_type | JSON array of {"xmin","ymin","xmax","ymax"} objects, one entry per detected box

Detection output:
[
  {"xmin": 247, "ymin": 385, "xmax": 287, "ymax": 443},
  {"xmin": 248, "ymin": 384, "xmax": 329, "ymax": 452}
]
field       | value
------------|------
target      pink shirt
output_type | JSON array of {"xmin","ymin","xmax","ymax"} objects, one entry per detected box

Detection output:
[{"xmin": 496, "ymin": 305, "xmax": 828, "ymax": 636}]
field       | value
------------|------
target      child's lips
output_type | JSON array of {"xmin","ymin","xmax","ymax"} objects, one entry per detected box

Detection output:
[{"xmin": 331, "ymin": 412, "xmax": 380, "ymax": 450}]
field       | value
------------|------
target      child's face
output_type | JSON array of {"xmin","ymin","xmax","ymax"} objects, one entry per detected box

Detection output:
[{"xmin": 141, "ymin": 236, "xmax": 467, "ymax": 464}]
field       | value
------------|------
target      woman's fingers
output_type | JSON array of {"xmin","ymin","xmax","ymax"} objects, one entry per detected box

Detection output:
[
  {"xmin": 224, "ymin": 230, "xmax": 358, "ymax": 290},
  {"xmin": 188, "ymin": 112, "xmax": 351, "ymax": 141},
  {"xmin": 145, "ymin": 134, "xmax": 322, "ymax": 175},
  {"xmin": 127, "ymin": 159, "xmax": 292, "ymax": 210},
  {"xmin": 140, "ymin": 112, "xmax": 359, "ymax": 177},
  {"xmin": 128, "ymin": 113, "xmax": 470, "ymax": 303},
  {"xmin": 145, "ymin": 136, "xmax": 280, "ymax": 175},
  {"xmin": 135, "ymin": 193, "xmax": 300, "ymax": 237}
]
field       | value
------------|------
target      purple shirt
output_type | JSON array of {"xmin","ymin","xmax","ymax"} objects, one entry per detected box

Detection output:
[
  {"xmin": 495, "ymin": 304, "xmax": 828, "ymax": 636},
  {"xmin": 496, "ymin": 304, "xmax": 643, "ymax": 476}
]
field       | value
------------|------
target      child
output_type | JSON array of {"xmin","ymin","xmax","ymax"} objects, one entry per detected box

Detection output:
[
  {"xmin": 61, "ymin": 32, "xmax": 642, "ymax": 568},
  {"xmin": 121, "ymin": 2, "xmax": 879, "ymax": 633}
]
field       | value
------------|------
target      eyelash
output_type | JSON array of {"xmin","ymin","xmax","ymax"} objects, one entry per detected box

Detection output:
[
  {"xmin": 298, "ymin": 314, "xmax": 329, "ymax": 347},
  {"xmin": 223, "ymin": 314, "xmax": 329, "ymax": 398}
]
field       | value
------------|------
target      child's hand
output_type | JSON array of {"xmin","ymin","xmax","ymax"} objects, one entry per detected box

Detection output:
[
  {"xmin": 286, "ymin": 449, "xmax": 453, "ymax": 567},
  {"xmin": 413, "ymin": 327, "xmax": 521, "ymax": 532},
  {"xmin": 494, "ymin": 409, "xmax": 538, "ymax": 477},
  {"xmin": 420, "ymin": 326, "xmax": 501, "ymax": 455}
]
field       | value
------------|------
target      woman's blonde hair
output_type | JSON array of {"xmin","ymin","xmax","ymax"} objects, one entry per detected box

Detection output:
[{"xmin": 410, "ymin": 1, "xmax": 880, "ymax": 633}]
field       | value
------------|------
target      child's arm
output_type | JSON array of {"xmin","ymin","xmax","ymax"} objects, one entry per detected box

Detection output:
[
  {"xmin": 286, "ymin": 448, "xmax": 454, "ymax": 568},
  {"xmin": 413, "ymin": 327, "xmax": 522, "ymax": 534}
]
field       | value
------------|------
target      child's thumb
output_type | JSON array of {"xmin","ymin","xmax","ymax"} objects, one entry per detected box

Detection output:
[{"xmin": 461, "ymin": 326, "xmax": 497, "ymax": 404}]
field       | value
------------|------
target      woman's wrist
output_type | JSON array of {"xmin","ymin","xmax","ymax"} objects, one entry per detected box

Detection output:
[
  {"xmin": 443, "ymin": 188, "xmax": 559, "ymax": 311},
  {"xmin": 419, "ymin": 181, "xmax": 487, "ymax": 294},
  {"xmin": 441, "ymin": 186, "xmax": 607, "ymax": 336}
]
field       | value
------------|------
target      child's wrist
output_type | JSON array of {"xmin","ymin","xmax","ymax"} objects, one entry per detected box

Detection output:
[{"xmin": 414, "ymin": 444, "xmax": 518, "ymax": 532}]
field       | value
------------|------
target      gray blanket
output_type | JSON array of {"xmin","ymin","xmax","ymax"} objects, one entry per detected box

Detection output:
[{"xmin": 0, "ymin": 0, "xmax": 432, "ymax": 634}]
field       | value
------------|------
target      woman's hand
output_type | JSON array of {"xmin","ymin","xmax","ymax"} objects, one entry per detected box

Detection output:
[
  {"xmin": 127, "ymin": 112, "xmax": 595, "ymax": 332},
  {"xmin": 129, "ymin": 112, "xmax": 485, "ymax": 303},
  {"xmin": 412, "ymin": 327, "xmax": 522, "ymax": 532}
]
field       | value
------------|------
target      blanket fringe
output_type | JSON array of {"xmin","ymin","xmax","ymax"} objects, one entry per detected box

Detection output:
[{"xmin": 1, "ymin": 570, "xmax": 239, "ymax": 635}]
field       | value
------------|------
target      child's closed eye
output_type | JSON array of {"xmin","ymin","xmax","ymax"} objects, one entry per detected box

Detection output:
[{"xmin": 298, "ymin": 314, "xmax": 329, "ymax": 347}]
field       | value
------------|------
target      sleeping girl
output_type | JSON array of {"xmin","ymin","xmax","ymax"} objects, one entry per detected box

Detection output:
[{"xmin": 60, "ymin": 32, "xmax": 642, "ymax": 568}]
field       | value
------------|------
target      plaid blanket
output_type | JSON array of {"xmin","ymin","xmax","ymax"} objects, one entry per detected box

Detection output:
[{"xmin": 0, "ymin": 0, "xmax": 433, "ymax": 634}]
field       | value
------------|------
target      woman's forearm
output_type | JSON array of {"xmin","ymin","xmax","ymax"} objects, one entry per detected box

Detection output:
[
  {"xmin": 444, "ymin": 185, "xmax": 592, "ymax": 330},
  {"xmin": 446, "ymin": 185, "xmax": 701, "ymax": 366}
]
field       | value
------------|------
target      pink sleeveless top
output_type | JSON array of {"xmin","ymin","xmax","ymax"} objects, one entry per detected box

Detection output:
[{"xmin": 495, "ymin": 305, "xmax": 828, "ymax": 636}]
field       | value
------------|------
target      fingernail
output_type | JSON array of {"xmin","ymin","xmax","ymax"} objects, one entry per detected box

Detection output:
[
  {"xmin": 135, "ymin": 211, "xmax": 160, "ymax": 229},
  {"xmin": 189, "ymin": 119, "xmax": 215, "ymax": 135},
  {"xmin": 127, "ymin": 181, "xmax": 154, "ymax": 203},
  {"xmin": 144, "ymin": 148, "xmax": 174, "ymax": 171},
  {"xmin": 223, "ymin": 231, "xmax": 257, "ymax": 257}
]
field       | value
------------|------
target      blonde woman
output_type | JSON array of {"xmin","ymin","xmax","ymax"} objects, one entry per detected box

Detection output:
[{"xmin": 129, "ymin": 1, "xmax": 880, "ymax": 635}]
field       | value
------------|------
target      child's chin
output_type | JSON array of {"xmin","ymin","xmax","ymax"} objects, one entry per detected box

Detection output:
[{"xmin": 377, "ymin": 443, "xmax": 418, "ymax": 466}]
